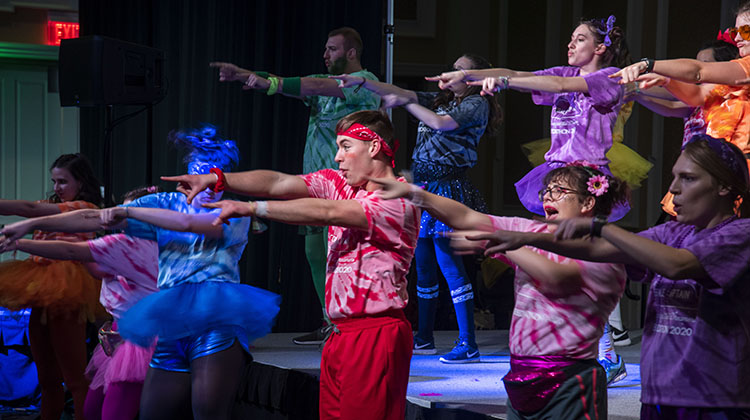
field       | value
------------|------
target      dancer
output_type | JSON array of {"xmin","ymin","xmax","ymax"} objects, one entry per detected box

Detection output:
[
  {"xmin": 211, "ymin": 27, "xmax": 380, "ymax": 345},
  {"xmin": 614, "ymin": 1, "xmax": 750, "ymax": 171},
  {"xmin": 331, "ymin": 53, "xmax": 502, "ymax": 362},
  {"xmin": 0, "ymin": 186, "xmax": 161, "ymax": 420},
  {"xmin": 162, "ymin": 110, "xmax": 419, "ymax": 420},
  {"xmin": 427, "ymin": 16, "xmax": 637, "ymax": 221},
  {"xmin": 0, "ymin": 153, "xmax": 102, "ymax": 420},
  {"xmin": 474, "ymin": 134, "xmax": 750, "ymax": 418},
  {"xmin": 373, "ymin": 163, "xmax": 628, "ymax": 418}
]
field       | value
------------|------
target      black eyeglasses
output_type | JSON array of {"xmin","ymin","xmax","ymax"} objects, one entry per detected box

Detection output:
[{"xmin": 538, "ymin": 186, "xmax": 583, "ymax": 202}]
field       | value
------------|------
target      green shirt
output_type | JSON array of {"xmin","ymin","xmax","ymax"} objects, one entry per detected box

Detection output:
[{"xmin": 302, "ymin": 69, "xmax": 380, "ymax": 174}]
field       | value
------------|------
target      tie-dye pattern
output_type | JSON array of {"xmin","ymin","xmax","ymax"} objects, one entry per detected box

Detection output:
[
  {"xmin": 122, "ymin": 192, "xmax": 250, "ymax": 289},
  {"xmin": 702, "ymin": 55, "xmax": 750, "ymax": 157},
  {"xmin": 88, "ymin": 234, "xmax": 159, "ymax": 319},
  {"xmin": 300, "ymin": 169, "xmax": 420, "ymax": 320},
  {"xmin": 488, "ymin": 216, "xmax": 625, "ymax": 359}
]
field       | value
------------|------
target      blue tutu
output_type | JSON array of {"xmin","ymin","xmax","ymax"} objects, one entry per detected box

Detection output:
[
  {"xmin": 412, "ymin": 161, "xmax": 488, "ymax": 237},
  {"xmin": 514, "ymin": 161, "xmax": 630, "ymax": 221},
  {"xmin": 118, "ymin": 281, "xmax": 281, "ymax": 349}
]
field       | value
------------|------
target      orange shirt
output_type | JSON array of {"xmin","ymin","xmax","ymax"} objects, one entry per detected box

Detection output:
[
  {"xmin": 702, "ymin": 55, "xmax": 750, "ymax": 154},
  {"xmin": 31, "ymin": 200, "xmax": 98, "ymax": 262}
]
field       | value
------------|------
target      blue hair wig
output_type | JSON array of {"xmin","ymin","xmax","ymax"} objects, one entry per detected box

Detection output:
[{"xmin": 169, "ymin": 124, "xmax": 240, "ymax": 173}]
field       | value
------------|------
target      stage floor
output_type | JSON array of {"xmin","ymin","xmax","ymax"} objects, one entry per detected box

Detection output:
[{"xmin": 251, "ymin": 329, "xmax": 644, "ymax": 420}]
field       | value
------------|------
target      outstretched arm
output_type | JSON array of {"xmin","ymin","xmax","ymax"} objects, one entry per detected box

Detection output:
[
  {"xmin": 210, "ymin": 62, "xmax": 345, "ymax": 98},
  {"xmin": 635, "ymin": 95, "xmax": 694, "ymax": 118},
  {"xmin": 204, "ymin": 198, "xmax": 369, "ymax": 230},
  {"xmin": 613, "ymin": 58, "xmax": 747, "ymax": 87},
  {"xmin": 503, "ymin": 247, "xmax": 585, "ymax": 296},
  {"xmin": 425, "ymin": 68, "xmax": 535, "ymax": 90},
  {"xmin": 0, "ymin": 199, "xmax": 64, "ymax": 218},
  {"xmin": 472, "ymin": 75, "xmax": 589, "ymax": 96},
  {"xmin": 0, "ymin": 209, "xmax": 105, "ymax": 242},
  {"xmin": 101, "ymin": 207, "xmax": 223, "ymax": 239},
  {"xmin": 0, "ymin": 238, "xmax": 94, "ymax": 262},
  {"xmin": 162, "ymin": 170, "xmax": 311, "ymax": 204}
]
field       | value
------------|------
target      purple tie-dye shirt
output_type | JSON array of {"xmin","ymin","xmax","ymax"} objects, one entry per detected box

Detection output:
[
  {"xmin": 488, "ymin": 216, "xmax": 625, "ymax": 359},
  {"xmin": 629, "ymin": 218, "xmax": 750, "ymax": 408},
  {"xmin": 531, "ymin": 66, "xmax": 625, "ymax": 166}
]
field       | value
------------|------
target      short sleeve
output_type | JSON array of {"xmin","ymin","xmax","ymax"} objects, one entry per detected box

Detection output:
[
  {"xmin": 88, "ymin": 234, "xmax": 158, "ymax": 286},
  {"xmin": 734, "ymin": 55, "xmax": 750, "ymax": 78},
  {"xmin": 683, "ymin": 220, "xmax": 750, "ymax": 293},
  {"xmin": 531, "ymin": 66, "xmax": 569, "ymax": 106},
  {"xmin": 446, "ymin": 95, "xmax": 489, "ymax": 130},
  {"xmin": 575, "ymin": 260, "xmax": 625, "ymax": 303},
  {"xmin": 120, "ymin": 193, "xmax": 171, "ymax": 241},
  {"xmin": 582, "ymin": 67, "xmax": 623, "ymax": 108},
  {"xmin": 340, "ymin": 72, "xmax": 380, "ymax": 109},
  {"xmin": 355, "ymin": 194, "xmax": 418, "ymax": 246},
  {"xmin": 488, "ymin": 215, "xmax": 537, "ymax": 233},
  {"xmin": 625, "ymin": 224, "xmax": 670, "ymax": 283},
  {"xmin": 299, "ymin": 169, "xmax": 344, "ymax": 199},
  {"xmin": 416, "ymin": 91, "xmax": 439, "ymax": 108}
]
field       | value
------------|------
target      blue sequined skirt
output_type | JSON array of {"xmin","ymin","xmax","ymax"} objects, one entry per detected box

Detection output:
[
  {"xmin": 412, "ymin": 161, "xmax": 488, "ymax": 237},
  {"xmin": 118, "ymin": 281, "xmax": 281, "ymax": 350}
]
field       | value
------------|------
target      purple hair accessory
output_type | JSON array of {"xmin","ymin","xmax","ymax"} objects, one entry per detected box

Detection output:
[
  {"xmin": 684, "ymin": 134, "xmax": 749, "ymax": 185},
  {"xmin": 604, "ymin": 15, "xmax": 616, "ymax": 46}
]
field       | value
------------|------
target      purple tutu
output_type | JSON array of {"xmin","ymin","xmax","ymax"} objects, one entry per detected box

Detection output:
[
  {"xmin": 514, "ymin": 161, "xmax": 630, "ymax": 221},
  {"xmin": 85, "ymin": 340, "xmax": 154, "ymax": 392}
]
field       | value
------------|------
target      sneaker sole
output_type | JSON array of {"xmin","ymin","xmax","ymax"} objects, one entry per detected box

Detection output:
[
  {"xmin": 613, "ymin": 338, "xmax": 632, "ymax": 347},
  {"xmin": 608, "ymin": 370, "xmax": 627, "ymax": 386},
  {"xmin": 439, "ymin": 356, "xmax": 481, "ymax": 364},
  {"xmin": 413, "ymin": 348, "xmax": 438, "ymax": 355},
  {"xmin": 292, "ymin": 339, "xmax": 325, "ymax": 345}
]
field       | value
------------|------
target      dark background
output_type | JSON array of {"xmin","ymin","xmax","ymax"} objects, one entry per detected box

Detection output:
[{"xmin": 75, "ymin": 0, "xmax": 734, "ymax": 332}]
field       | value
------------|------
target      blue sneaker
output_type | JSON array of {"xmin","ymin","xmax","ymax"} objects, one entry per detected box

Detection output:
[
  {"xmin": 413, "ymin": 335, "xmax": 437, "ymax": 355},
  {"xmin": 599, "ymin": 355, "xmax": 627, "ymax": 386},
  {"xmin": 439, "ymin": 341, "xmax": 480, "ymax": 364}
]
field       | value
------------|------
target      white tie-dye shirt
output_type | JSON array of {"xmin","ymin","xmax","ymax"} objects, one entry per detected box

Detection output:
[
  {"xmin": 300, "ymin": 169, "xmax": 420, "ymax": 320},
  {"xmin": 88, "ymin": 234, "xmax": 159, "ymax": 319},
  {"xmin": 488, "ymin": 216, "xmax": 625, "ymax": 359}
]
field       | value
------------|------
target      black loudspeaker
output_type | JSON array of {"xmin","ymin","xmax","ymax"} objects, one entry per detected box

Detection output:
[{"xmin": 59, "ymin": 35, "xmax": 166, "ymax": 106}]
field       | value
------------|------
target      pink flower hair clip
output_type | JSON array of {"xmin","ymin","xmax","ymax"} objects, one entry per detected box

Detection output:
[{"xmin": 587, "ymin": 175, "xmax": 609, "ymax": 196}]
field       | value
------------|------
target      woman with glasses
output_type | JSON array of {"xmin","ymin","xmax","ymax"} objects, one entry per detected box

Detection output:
[
  {"xmin": 331, "ymin": 54, "xmax": 502, "ymax": 363},
  {"xmin": 371, "ymin": 163, "xmax": 629, "ymax": 419},
  {"xmin": 615, "ymin": 1, "xmax": 750, "ymax": 171}
]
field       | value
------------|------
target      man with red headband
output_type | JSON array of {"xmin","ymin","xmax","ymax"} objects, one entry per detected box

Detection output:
[
  {"xmin": 162, "ymin": 110, "xmax": 418, "ymax": 420},
  {"xmin": 210, "ymin": 27, "xmax": 380, "ymax": 345}
]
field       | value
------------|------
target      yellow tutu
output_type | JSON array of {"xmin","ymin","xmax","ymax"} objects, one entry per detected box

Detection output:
[
  {"xmin": 0, "ymin": 259, "xmax": 105, "ymax": 321},
  {"xmin": 520, "ymin": 103, "xmax": 653, "ymax": 188}
]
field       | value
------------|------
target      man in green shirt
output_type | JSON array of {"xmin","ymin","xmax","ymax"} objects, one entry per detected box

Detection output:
[{"xmin": 211, "ymin": 27, "xmax": 380, "ymax": 344}]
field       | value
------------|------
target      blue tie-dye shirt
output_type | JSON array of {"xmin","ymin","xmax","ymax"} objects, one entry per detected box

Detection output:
[{"xmin": 122, "ymin": 192, "xmax": 250, "ymax": 289}]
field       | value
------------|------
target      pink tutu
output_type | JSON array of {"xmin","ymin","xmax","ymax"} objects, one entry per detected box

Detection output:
[{"xmin": 85, "ymin": 339, "xmax": 154, "ymax": 392}]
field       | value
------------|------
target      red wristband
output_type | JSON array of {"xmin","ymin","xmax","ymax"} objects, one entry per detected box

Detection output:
[{"xmin": 209, "ymin": 167, "xmax": 226, "ymax": 192}]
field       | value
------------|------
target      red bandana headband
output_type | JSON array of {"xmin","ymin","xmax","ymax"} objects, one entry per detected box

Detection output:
[{"xmin": 337, "ymin": 123, "xmax": 399, "ymax": 167}]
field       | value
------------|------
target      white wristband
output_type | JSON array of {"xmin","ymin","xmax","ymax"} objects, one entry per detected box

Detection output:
[
  {"xmin": 255, "ymin": 201, "xmax": 268, "ymax": 217},
  {"xmin": 408, "ymin": 185, "xmax": 426, "ymax": 207}
]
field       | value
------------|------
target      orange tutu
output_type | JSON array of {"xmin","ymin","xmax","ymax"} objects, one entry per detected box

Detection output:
[{"xmin": 0, "ymin": 259, "xmax": 105, "ymax": 321}]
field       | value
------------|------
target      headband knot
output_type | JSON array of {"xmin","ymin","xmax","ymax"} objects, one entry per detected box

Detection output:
[{"xmin": 337, "ymin": 123, "xmax": 399, "ymax": 167}]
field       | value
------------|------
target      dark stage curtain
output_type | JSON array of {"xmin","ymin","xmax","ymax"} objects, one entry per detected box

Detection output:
[{"xmin": 78, "ymin": 0, "xmax": 384, "ymax": 331}]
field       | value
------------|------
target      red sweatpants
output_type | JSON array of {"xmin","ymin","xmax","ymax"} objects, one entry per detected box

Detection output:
[{"xmin": 319, "ymin": 310, "xmax": 413, "ymax": 420}]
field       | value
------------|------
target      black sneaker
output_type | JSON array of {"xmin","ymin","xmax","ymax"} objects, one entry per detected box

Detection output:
[
  {"xmin": 611, "ymin": 325, "xmax": 632, "ymax": 347},
  {"xmin": 293, "ymin": 324, "xmax": 333, "ymax": 345}
]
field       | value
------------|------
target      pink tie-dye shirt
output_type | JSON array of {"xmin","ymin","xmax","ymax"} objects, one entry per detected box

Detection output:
[
  {"xmin": 488, "ymin": 216, "xmax": 625, "ymax": 359},
  {"xmin": 300, "ymin": 169, "xmax": 420, "ymax": 320},
  {"xmin": 88, "ymin": 234, "xmax": 159, "ymax": 319}
]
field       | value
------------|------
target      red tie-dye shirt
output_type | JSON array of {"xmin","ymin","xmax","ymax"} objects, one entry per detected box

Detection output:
[{"xmin": 300, "ymin": 169, "xmax": 420, "ymax": 320}]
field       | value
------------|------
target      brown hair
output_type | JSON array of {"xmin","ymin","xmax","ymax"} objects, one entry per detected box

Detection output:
[
  {"xmin": 328, "ymin": 27, "xmax": 363, "ymax": 60},
  {"xmin": 580, "ymin": 17, "xmax": 632, "ymax": 68},
  {"xmin": 49, "ymin": 153, "xmax": 102, "ymax": 207},
  {"xmin": 682, "ymin": 139, "xmax": 750, "ymax": 218},
  {"xmin": 543, "ymin": 165, "xmax": 630, "ymax": 217},
  {"xmin": 432, "ymin": 53, "xmax": 503, "ymax": 135},
  {"xmin": 122, "ymin": 185, "xmax": 162, "ymax": 203},
  {"xmin": 335, "ymin": 110, "xmax": 396, "ymax": 154},
  {"xmin": 738, "ymin": 1, "xmax": 750, "ymax": 18}
]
